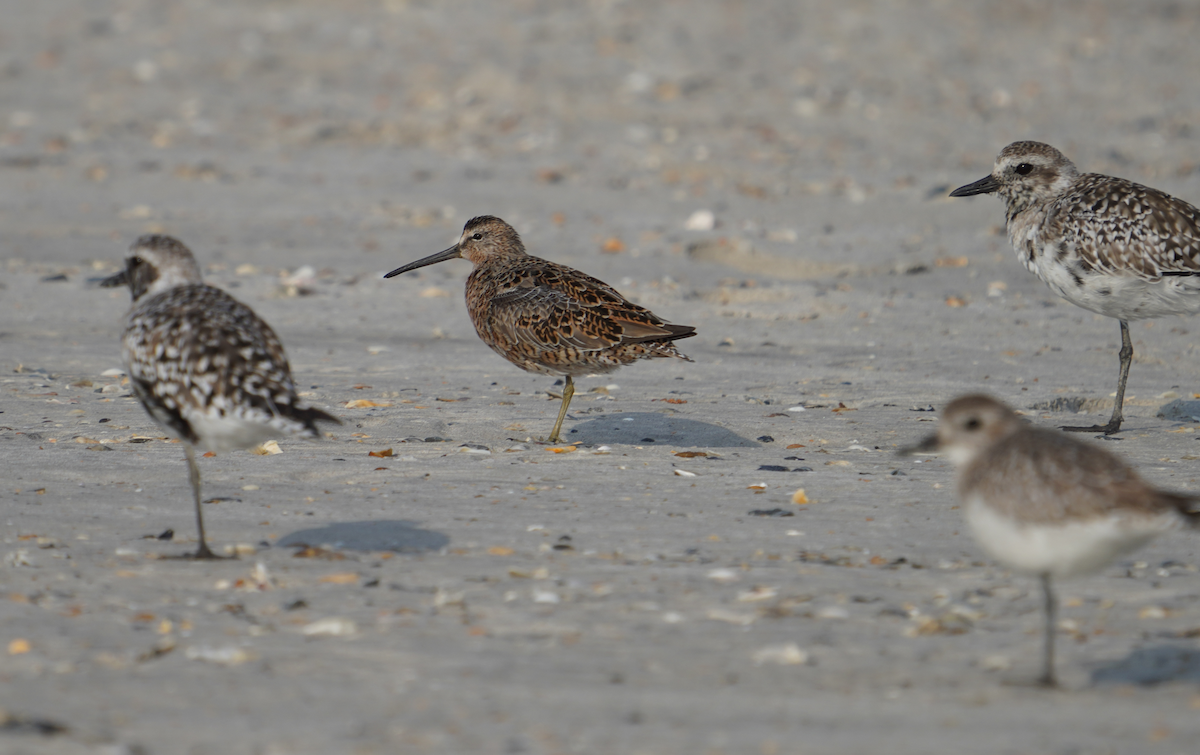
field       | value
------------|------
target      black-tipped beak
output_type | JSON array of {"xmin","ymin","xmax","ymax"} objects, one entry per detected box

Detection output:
[
  {"xmin": 949, "ymin": 175, "xmax": 1001, "ymax": 197},
  {"xmin": 383, "ymin": 245, "xmax": 462, "ymax": 278},
  {"xmin": 897, "ymin": 434, "xmax": 941, "ymax": 456},
  {"xmin": 98, "ymin": 269, "xmax": 129, "ymax": 288}
]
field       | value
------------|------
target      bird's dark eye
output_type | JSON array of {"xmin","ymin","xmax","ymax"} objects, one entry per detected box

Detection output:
[
  {"xmin": 1014, "ymin": 163, "xmax": 1033, "ymax": 176},
  {"xmin": 964, "ymin": 417, "xmax": 982, "ymax": 430},
  {"xmin": 472, "ymin": 233, "xmax": 483, "ymax": 240},
  {"xmin": 129, "ymin": 256, "xmax": 143, "ymax": 267}
]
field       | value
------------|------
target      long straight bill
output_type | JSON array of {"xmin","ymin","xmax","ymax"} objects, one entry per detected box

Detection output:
[{"xmin": 384, "ymin": 245, "xmax": 462, "ymax": 278}]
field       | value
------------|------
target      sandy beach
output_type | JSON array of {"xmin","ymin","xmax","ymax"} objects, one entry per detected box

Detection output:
[{"xmin": 3, "ymin": 2, "xmax": 1200, "ymax": 753}]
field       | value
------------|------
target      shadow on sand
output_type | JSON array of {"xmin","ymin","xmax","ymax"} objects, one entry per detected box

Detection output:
[
  {"xmin": 1091, "ymin": 644, "xmax": 1200, "ymax": 686},
  {"xmin": 564, "ymin": 412, "xmax": 761, "ymax": 448},
  {"xmin": 277, "ymin": 520, "xmax": 449, "ymax": 553}
]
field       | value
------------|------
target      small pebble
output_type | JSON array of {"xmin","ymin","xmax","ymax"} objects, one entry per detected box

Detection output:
[
  {"xmin": 979, "ymin": 654, "xmax": 1012, "ymax": 672},
  {"xmin": 737, "ymin": 586, "xmax": 778, "ymax": 602},
  {"xmin": 815, "ymin": 606, "xmax": 849, "ymax": 620}
]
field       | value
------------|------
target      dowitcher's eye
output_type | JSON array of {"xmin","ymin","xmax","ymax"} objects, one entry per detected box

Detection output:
[
  {"xmin": 1014, "ymin": 163, "xmax": 1033, "ymax": 176},
  {"xmin": 129, "ymin": 256, "xmax": 143, "ymax": 267},
  {"xmin": 472, "ymin": 233, "xmax": 483, "ymax": 240},
  {"xmin": 963, "ymin": 417, "xmax": 982, "ymax": 431}
]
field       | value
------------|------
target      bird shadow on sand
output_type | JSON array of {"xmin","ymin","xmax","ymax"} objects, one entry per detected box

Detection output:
[
  {"xmin": 276, "ymin": 520, "xmax": 449, "ymax": 553},
  {"xmin": 1090, "ymin": 644, "xmax": 1200, "ymax": 686},
  {"xmin": 564, "ymin": 413, "xmax": 761, "ymax": 448}
]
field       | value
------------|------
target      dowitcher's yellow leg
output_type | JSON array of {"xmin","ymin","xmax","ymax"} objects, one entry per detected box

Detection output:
[{"xmin": 548, "ymin": 375, "xmax": 574, "ymax": 443}]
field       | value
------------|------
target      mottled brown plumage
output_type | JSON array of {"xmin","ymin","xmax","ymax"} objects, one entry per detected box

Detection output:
[
  {"xmin": 902, "ymin": 394, "xmax": 1198, "ymax": 686},
  {"xmin": 385, "ymin": 216, "xmax": 696, "ymax": 441},
  {"xmin": 951, "ymin": 141, "xmax": 1200, "ymax": 434}
]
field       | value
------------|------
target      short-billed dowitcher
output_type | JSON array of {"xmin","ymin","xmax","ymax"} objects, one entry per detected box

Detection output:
[
  {"xmin": 384, "ymin": 216, "xmax": 696, "ymax": 442},
  {"xmin": 901, "ymin": 394, "xmax": 1198, "ymax": 686},
  {"xmin": 951, "ymin": 141, "xmax": 1200, "ymax": 434},
  {"xmin": 101, "ymin": 235, "xmax": 339, "ymax": 559}
]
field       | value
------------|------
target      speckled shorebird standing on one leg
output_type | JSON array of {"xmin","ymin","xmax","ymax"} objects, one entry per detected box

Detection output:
[
  {"xmin": 901, "ymin": 394, "xmax": 1198, "ymax": 686},
  {"xmin": 101, "ymin": 235, "xmax": 339, "ymax": 559},
  {"xmin": 384, "ymin": 216, "xmax": 696, "ymax": 443},
  {"xmin": 950, "ymin": 142, "xmax": 1200, "ymax": 434}
]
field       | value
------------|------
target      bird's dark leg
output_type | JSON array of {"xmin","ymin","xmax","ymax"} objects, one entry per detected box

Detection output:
[
  {"xmin": 547, "ymin": 375, "xmax": 574, "ymax": 444},
  {"xmin": 184, "ymin": 446, "xmax": 226, "ymax": 560},
  {"xmin": 1061, "ymin": 319, "xmax": 1130, "ymax": 435},
  {"xmin": 1037, "ymin": 573, "xmax": 1059, "ymax": 688}
]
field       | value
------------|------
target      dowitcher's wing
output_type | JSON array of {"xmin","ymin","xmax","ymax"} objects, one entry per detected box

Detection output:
[{"xmin": 484, "ymin": 266, "xmax": 694, "ymax": 354}]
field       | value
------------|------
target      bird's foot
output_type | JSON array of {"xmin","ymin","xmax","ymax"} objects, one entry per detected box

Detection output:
[
  {"xmin": 1035, "ymin": 673, "xmax": 1059, "ymax": 689},
  {"xmin": 1000, "ymin": 673, "xmax": 1061, "ymax": 689},
  {"xmin": 1060, "ymin": 421, "xmax": 1122, "ymax": 436},
  {"xmin": 163, "ymin": 544, "xmax": 234, "ymax": 560},
  {"xmin": 191, "ymin": 546, "xmax": 233, "ymax": 560}
]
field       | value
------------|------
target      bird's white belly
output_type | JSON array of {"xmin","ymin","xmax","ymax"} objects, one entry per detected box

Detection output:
[
  {"xmin": 186, "ymin": 412, "xmax": 289, "ymax": 455},
  {"xmin": 1028, "ymin": 244, "xmax": 1200, "ymax": 321},
  {"xmin": 964, "ymin": 497, "xmax": 1166, "ymax": 578}
]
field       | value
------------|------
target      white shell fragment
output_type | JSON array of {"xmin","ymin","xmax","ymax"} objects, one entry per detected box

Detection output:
[
  {"xmin": 706, "ymin": 608, "xmax": 757, "ymax": 626},
  {"xmin": 301, "ymin": 617, "xmax": 358, "ymax": 637},
  {"xmin": 252, "ymin": 440, "xmax": 282, "ymax": 455},
  {"xmin": 184, "ymin": 645, "xmax": 256, "ymax": 665},
  {"xmin": 752, "ymin": 643, "xmax": 808, "ymax": 666},
  {"xmin": 684, "ymin": 209, "xmax": 716, "ymax": 231},
  {"xmin": 737, "ymin": 586, "xmax": 778, "ymax": 602},
  {"xmin": 706, "ymin": 568, "xmax": 740, "ymax": 584}
]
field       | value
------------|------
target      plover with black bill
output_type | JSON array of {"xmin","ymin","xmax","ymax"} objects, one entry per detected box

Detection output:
[
  {"xmin": 902, "ymin": 394, "xmax": 1198, "ymax": 687},
  {"xmin": 950, "ymin": 141, "xmax": 1200, "ymax": 434},
  {"xmin": 102, "ymin": 235, "xmax": 338, "ymax": 559},
  {"xmin": 384, "ymin": 216, "xmax": 695, "ymax": 443}
]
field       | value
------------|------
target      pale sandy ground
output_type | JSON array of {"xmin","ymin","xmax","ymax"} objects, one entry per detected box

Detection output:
[{"xmin": 4, "ymin": 2, "xmax": 1200, "ymax": 754}]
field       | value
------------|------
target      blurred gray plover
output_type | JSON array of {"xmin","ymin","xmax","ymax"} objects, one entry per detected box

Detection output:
[
  {"xmin": 102, "ymin": 235, "xmax": 338, "ymax": 559},
  {"xmin": 902, "ymin": 394, "xmax": 1198, "ymax": 687},
  {"xmin": 951, "ymin": 141, "xmax": 1200, "ymax": 434},
  {"xmin": 383, "ymin": 216, "xmax": 695, "ymax": 443}
]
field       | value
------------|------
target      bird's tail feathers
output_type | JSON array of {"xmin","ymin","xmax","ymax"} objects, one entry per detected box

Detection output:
[{"xmin": 297, "ymin": 405, "xmax": 341, "ymax": 429}]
